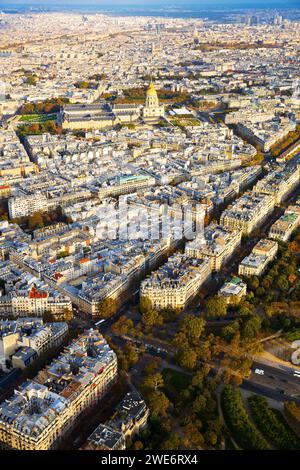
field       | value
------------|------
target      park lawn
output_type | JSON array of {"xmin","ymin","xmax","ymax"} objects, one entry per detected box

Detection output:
[
  {"xmin": 171, "ymin": 117, "xmax": 201, "ymax": 127},
  {"xmin": 19, "ymin": 113, "xmax": 57, "ymax": 123}
]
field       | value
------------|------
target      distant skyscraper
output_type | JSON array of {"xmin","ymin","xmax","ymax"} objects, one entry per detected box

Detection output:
[
  {"xmin": 274, "ymin": 14, "xmax": 283, "ymax": 26},
  {"xmin": 193, "ymin": 27, "xmax": 200, "ymax": 45},
  {"xmin": 246, "ymin": 15, "xmax": 258, "ymax": 26}
]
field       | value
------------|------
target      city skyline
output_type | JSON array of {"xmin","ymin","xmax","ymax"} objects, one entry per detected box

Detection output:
[{"xmin": 1, "ymin": 0, "xmax": 299, "ymax": 11}]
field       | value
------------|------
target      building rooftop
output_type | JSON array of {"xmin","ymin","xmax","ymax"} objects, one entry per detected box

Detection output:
[
  {"xmin": 0, "ymin": 381, "xmax": 69, "ymax": 438},
  {"xmin": 86, "ymin": 424, "xmax": 124, "ymax": 450}
]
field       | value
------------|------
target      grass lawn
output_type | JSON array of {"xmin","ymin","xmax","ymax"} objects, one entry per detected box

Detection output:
[
  {"xmin": 19, "ymin": 113, "xmax": 57, "ymax": 123},
  {"xmin": 170, "ymin": 117, "xmax": 201, "ymax": 127}
]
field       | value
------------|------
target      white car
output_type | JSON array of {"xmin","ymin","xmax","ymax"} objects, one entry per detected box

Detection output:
[{"xmin": 254, "ymin": 368, "xmax": 264, "ymax": 375}]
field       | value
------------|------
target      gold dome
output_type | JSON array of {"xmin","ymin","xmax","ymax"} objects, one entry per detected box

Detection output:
[{"xmin": 147, "ymin": 81, "xmax": 157, "ymax": 97}]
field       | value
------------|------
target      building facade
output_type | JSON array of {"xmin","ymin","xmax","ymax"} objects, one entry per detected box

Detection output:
[{"xmin": 0, "ymin": 330, "xmax": 118, "ymax": 450}]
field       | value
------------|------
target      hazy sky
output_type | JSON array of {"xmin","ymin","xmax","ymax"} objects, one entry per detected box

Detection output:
[{"xmin": 0, "ymin": 0, "xmax": 298, "ymax": 7}]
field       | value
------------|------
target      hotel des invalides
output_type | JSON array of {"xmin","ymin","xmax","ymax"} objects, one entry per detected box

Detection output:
[{"xmin": 60, "ymin": 81, "xmax": 166, "ymax": 130}]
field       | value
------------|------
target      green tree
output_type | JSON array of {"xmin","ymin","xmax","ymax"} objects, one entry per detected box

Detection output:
[
  {"xmin": 241, "ymin": 315, "xmax": 261, "ymax": 341},
  {"xmin": 204, "ymin": 430, "xmax": 218, "ymax": 446},
  {"xmin": 180, "ymin": 314, "xmax": 206, "ymax": 343},
  {"xmin": 205, "ymin": 295, "xmax": 227, "ymax": 318},
  {"xmin": 25, "ymin": 75, "xmax": 37, "ymax": 86},
  {"xmin": 191, "ymin": 370, "xmax": 206, "ymax": 390},
  {"xmin": 237, "ymin": 300, "xmax": 254, "ymax": 317},
  {"xmin": 132, "ymin": 440, "xmax": 144, "ymax": 450},
  {"xmin": 275, "ymin": 275, "xmax": 289, "ymax": 291},
  {"xmin": 74, "ymin": 80, "xmax": 90, "ymax": 89},
  {"xmin": 255, "ymin": 287, "xmax": 265, "ymax": 298},
  {"xmin": 222, "ymin": 386, "xmax": 269, "ymax": 450},
  {"xmin": 221, "ymin": 321, "xmax": 240, "ymax": 343}
]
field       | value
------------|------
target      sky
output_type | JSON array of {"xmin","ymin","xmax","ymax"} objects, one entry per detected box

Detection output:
[{"xmin": 0, "ymin": 0, "xmax": 299, "ymax": 8}]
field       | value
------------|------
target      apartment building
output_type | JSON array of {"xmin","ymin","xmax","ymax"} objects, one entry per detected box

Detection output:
[
  {"xmin": 82, "ymin": 390, "xmax": 149, "ymax": 451},
  {"xmin": 269, "ymin": 205, "xmax": 300, "ymax": 242},
  {"xmin": 219, "ymin": 277, "xmax": 247, "ymax": 305},
  {"xmin": 98, "ymin": 174, "xmax": 156, "ymax": 199},
  {"xmin": 0, "ymin": 285, "xmax": 72, "ymax": 320},
  {"xmin": 0, "ymin": 330, "xmax": 118, "ymax": 450},
  {"xmin": 0, "ymin": 318, "xmax": 68, "ymax": 370},
  {"xmin": 140, "ymin": 254, "xmax": 211, "ymax": 311},
  {"xmin": 82, "ymin": 424, "xmax": 125, "ymax": 451},
  {"xmin": 8, "ymin": 193, "xmax": 50, "ymax": 219},
  {"xmin": 220, "ymin": 191, "xmax": 275, "ymax": 235},
  {"xmin": 185, "ymin": 224, "xmax": 242, "ymax": 271},
  {"xmin": 238, "ymin": 238, "xmax": 278, "ymax": 277},
  {"xmin": 254, "ymin": 165, "xmax": 299, "ymax": 205}
]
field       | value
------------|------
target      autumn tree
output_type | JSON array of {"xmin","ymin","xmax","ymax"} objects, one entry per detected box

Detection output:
[
  {"xmin": 124, "ymin": 342, "xmax": 139, "ymax": 368},
  {"xmin": 160, "ymin": 433, "xmax": 181, "ymax": 450},
  {"xmin": 97, "ymin": 297, "xmax": 117, "ymax": 318},
  {"xmin": 142, "ymin": 309, "xmax": 163, "ymax": 329},
  {"xmin": 112, "ymin": 345, "xmax": 129, "ymax": 371},
  {"xmin": 142, "ymin": 372, "xmax": 164, "ymax": 392},
  {"xmin": 28, "ymin": 211, "xmax": 44, "ymax": 230},
  {"xmin": 172, "ymin": 331, "xmax": 190, "ymax": 350},
  {"xmin": 62, "ymin": 308, "xmax": 73, "ymax": 322},
  {"xmin": 192, "ymin": 394, "xmax": 207, "ymax": 415},
  {"xmin": 132, "ymin": 441, "xmax": 144, "ymax": 450},
  {"xmin": 148, "ymin": 390, "xmax": 170, "ymax": 416},
  {"xmin": 144, "ymin": 357, "xmax": 162, "ymax": 375},
  {"xmin": 111, "ymin": 316, "xmax": 134, "ymax": 336},
  {"xmin": 139, "ymin": 296, "xmax": 153, "ymax": 314},
  {"xmin": 176, "ymin": 347, "xmax": 198, "ymax": 370},
  {"xmin": 182, "ymin": 424, "xmax": 204, "ymax": 449}
]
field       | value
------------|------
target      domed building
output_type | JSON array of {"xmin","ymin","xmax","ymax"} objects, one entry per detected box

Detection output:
[
  {"xmin": 61, "ymin": 80, "xmax": 165, "ymax": 130},
  {"xmin": 143, "ymin": 80, "xmax": 165, "ymax": 121}
]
